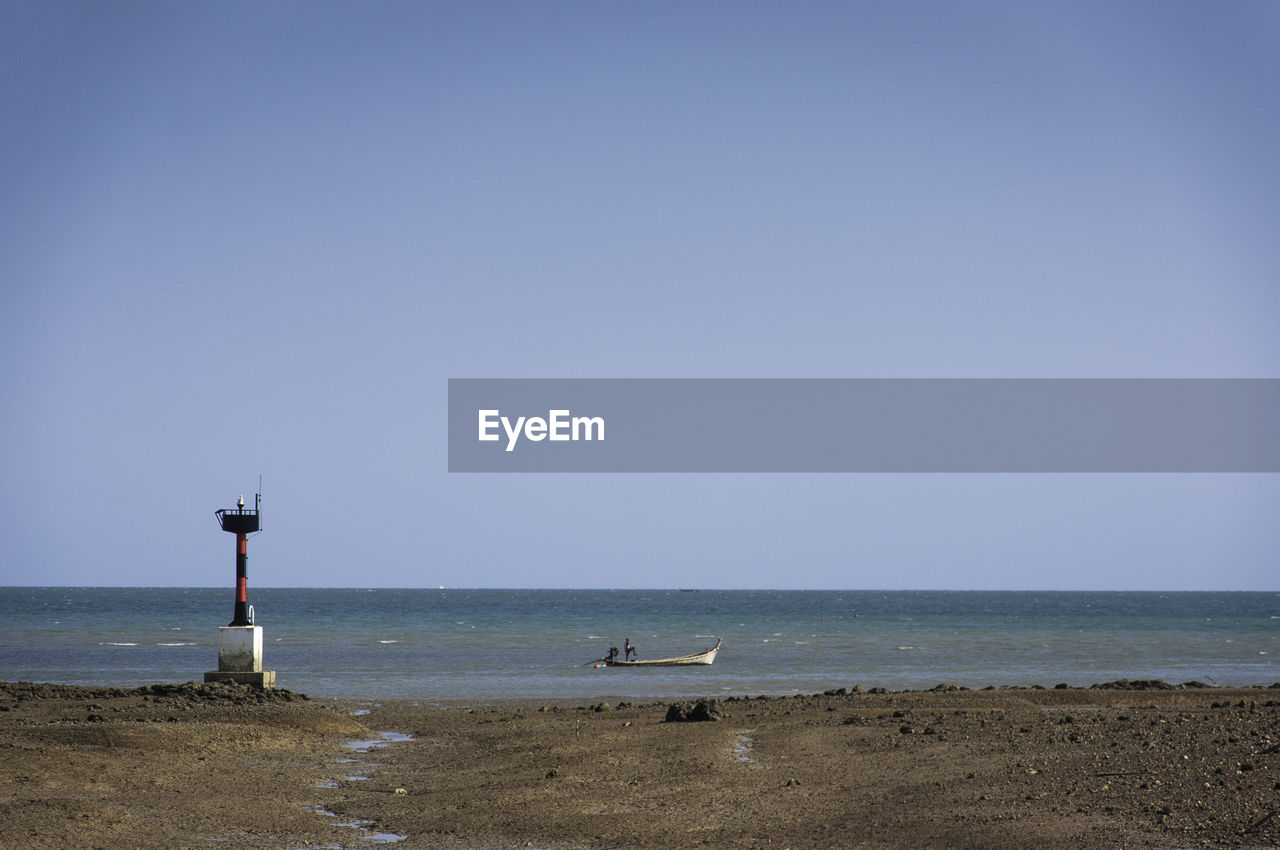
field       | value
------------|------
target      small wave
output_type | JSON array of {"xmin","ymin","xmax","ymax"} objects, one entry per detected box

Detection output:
[
  {"xmin": 897, "ymin": 646, "xmax": 923, "ymax": 651},
  {"xmin": 377, "ymin": 640, "xmax": 401, "ymax": 644},
  {"xmin": 157, "ymin": 642, "xmax": 196, "ymax": 647},
  {"xmin": 100, "ymin": 642, "xmax": 138, "ymax": 647}
]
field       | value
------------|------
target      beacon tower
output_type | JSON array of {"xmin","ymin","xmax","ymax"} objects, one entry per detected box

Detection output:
[{"xmin": 204, "ymin": 492, "xmax": 276, "ymax": 688}]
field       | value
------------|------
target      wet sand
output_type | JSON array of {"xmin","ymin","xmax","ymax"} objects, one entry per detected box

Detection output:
[{"xmin": 1, "ymin": 680, "xmax": 1277, "ymax": 849}]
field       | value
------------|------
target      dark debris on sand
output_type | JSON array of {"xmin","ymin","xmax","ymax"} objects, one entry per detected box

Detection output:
[
  {"xmin": 0, "ymin": 680, "xmax": 308, "ymax": 708},
  {"xmin": 664, "ymin": 697, "xmax": 723, "ymax": 722}
]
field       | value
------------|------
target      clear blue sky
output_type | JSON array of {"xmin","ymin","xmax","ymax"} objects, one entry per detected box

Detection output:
[{"xmin": 2, "ymin": 1, "xmax": 1277, "ymax": 589}]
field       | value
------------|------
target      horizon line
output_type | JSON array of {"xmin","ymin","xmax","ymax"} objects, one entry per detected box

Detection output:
[{"xmin": 2, "ymin": 585, "xmax": 1276, "ymax": 593}]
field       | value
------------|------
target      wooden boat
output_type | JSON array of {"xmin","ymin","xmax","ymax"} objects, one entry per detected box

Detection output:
[{"xmin": 603, "ymin": 637, "xmax": 722, "ymax": 667}]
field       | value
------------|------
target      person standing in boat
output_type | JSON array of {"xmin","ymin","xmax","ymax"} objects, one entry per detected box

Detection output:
[{"xmin": 624, "ymin": 637, "xmax": 636, "ymax": 661}]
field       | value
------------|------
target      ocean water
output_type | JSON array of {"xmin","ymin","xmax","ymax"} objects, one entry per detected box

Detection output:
[{"xmin": 0, "ymin": 588, "xmax": 1276, "ymax": 701}]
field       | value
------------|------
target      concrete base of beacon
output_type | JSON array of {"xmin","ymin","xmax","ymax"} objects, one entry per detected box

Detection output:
[{"xmin": 204, "ymin": 625, "xmax": 276, "ymax": 689}]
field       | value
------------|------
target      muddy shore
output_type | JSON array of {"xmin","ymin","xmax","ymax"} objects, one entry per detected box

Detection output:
[{"xmin": 1, "ymin": 680, "xmax": 1277, "ymax": 849}]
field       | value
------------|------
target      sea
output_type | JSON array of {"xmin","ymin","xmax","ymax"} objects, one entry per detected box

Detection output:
[{"xmin": 1, "ymin": 588, "xmax": 1276, "ymax": 701}]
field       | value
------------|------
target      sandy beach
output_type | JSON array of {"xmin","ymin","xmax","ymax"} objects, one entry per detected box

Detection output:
[{"xmin": 1, "ymin": 680, "xmax": 1277, "ymax": 849}]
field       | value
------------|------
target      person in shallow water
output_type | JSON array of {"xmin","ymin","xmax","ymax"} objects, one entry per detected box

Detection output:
[{"xmin": 624, "ymin": 638, "xmax": 636, "ymax": 661}]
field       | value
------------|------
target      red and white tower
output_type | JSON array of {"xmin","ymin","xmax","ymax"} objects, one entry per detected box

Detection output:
[{"xmin": 204, "ymin": 492, "xmax": 276, "ymax": 688}]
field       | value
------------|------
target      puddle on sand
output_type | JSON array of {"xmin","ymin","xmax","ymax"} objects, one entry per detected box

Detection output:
[
  {"xmin": 310, "ymin": 731, "xmax": 413, "ymax": 841},
  {"xmin": 343, "ymin": 730, "xmax": 413, "ymax": 753},
  {"xmin": 732, "ymin": 733, "xmax": 757, "ymax": 764},
  {"xmin": 307, "ymin": 805, "xmax": 406, "ymax": 844},
  {"xmin": 315, "ymin": 775, "xmax": 373, "ymax": 788}
]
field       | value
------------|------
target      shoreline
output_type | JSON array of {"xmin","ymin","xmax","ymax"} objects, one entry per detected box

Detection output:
[{"xmin": 2, "ymin": 680, "xmax": 1278, "ymax": 848}]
